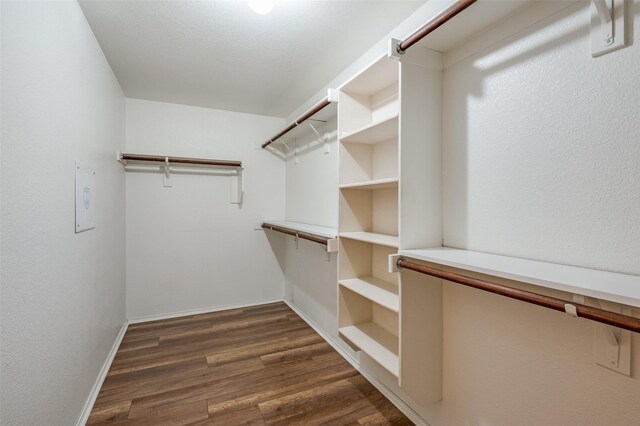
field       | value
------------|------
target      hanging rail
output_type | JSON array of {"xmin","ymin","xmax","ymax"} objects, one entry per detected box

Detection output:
[
  {"xmin": 120, "ymin": 153, "xmax": 241, "ymax": 168},
  {"xmin": 262, "ymin": 98, "xmax": 331, "ymax": 149},
  {"xmin": 262, "ymin": 89, "xmax": 337, "ymax": 149},
  {"xmin": 262, "ymin": 223, "xmax": 330, "ymax": 246},
  {"xmin": 396, "ymin": 257, "xmax": 640, "ymax": 333},
  {"xmin": 396, "ymin": 0, "xmax": 478, "ymax": 55}
]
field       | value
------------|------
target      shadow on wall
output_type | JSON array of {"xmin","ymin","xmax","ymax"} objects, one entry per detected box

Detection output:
[
  {"xmin": 283, "ymin": 237, "xmax": 339, "ymax": 332},
  {"xmin": 444, "ymin": 1, "xmax": 637, "ymax": 259},
  {"xmin": 263, "ymin": 229, "xmax": 289, "ymax": 273}
]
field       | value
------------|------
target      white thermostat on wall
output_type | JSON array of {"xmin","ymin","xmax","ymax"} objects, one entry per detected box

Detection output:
[{"xmin": 75, "ymin": 161, "xmax": 96, "ymax": 233}]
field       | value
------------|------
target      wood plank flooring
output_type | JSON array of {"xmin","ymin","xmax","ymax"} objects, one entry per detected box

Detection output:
[{"xmin": 88, "ymin": 302, "xmax": 412, "ymax": 425}]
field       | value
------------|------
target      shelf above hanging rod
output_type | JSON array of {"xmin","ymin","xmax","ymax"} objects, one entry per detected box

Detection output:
[
  {"xmin": 393, "ymin": 253, "xmax": 640, "ymax": 333},
  {"xmin": 261, "ymin": 220, "xmax": 338, "ymax": 253},
  {"xmin": 262, "ymin": 89, "xmax": 338, "ymax": 149},
  {"xmin": 119, "ymin": 153, "xmax": 242, "ymax": 168}
]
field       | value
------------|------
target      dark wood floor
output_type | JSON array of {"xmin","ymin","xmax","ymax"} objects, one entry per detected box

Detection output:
[{"xmin": 88, "ymin": 302, "xmax": 412, "ymax": 425}]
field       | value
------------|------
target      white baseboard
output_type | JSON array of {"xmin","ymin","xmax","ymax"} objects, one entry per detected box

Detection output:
[
  {"xmin": 127, "ymin": 298, "xmax": 284, "ymax": 324},
  {"xmin": 76, "ymin": 320, "xmax": 128, "ymax": 426},
  {"xmin": 283, "ymin": 300, "xmax": 428, "ymax": 426}
]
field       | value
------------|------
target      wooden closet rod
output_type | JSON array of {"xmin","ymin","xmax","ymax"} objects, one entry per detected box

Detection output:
[
  {"xmin": 262, "ymin": 223, "xmax": 329, "ymax": 246},
  {"xmin": 396, "ymin": 257, "xmax": 640, "ymax": 333},
  {"xmin": 120, "ymin": 153, "xmax": 242, "ymax": 168},
  {"xmin": 396, "ymin": 0, "xmax": 478, "ymax": 54},
  {"xmin": 262, "ymin": 97, "xmax": 331, "ymax": 149}
]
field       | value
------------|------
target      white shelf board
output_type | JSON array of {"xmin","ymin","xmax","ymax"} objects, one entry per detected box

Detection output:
[
  {"xmin": 399, "ymin": 247, "xmax": 640, "ymax": 309},
  {"xmin": 340, "ymin": 114, "xmax": 398, "ymax": 144},
  {"xmin": 339, "ymin": 322, "xmax": 399, "ymax": 377},
  {"xmin": 339, "ymin": 232, "xmax": 398, "ymax": 248},
  {"xmin": 263, "ymin": 220, "xmax": 337, "ymax": 239},
  {"xmin": 341, "ymin": 56, "xmax": 398, "ymax": 96},
  {"xmin": 339, "ymin": 177, "xmax": 398, "ymax": 191},
  {"xmin": 339, "ymin": 277, "xmax": 399, "ymax": 312}
]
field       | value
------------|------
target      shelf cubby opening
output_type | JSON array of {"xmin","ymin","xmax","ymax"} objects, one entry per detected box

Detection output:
[
  {"xmin": 339, "ymin": 138, "xmax": 398, "ymax": 187},
  {"xmin": 339, "ymin": 87, "xmax": 398, "ymax": 137},
  {"xmin": 339, "ymin": 286, "xmax": 399, "ymax": 377},
  {"xmin": 338, "ymin": 238, "xmax": 398, "ymax": 284},
  {"xmin": 339, "ymin": 186, "xmax": 398, "ymax": 237}
]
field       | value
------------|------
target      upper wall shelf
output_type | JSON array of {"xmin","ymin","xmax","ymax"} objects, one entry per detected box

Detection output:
[
  {"xmin": 340, "ymin": 115, "xmax": 399, "ymax": 144},
  {"xmin": 398, "ymin": 247, "xmax": 640, "ymax": 309},
  {"xmin": 262, "ymin": 220, "xmax": 336, "ymax": 239},
  {"xmin": 262, "ymin": 220, "xmax": 338, "ymax": 253}
]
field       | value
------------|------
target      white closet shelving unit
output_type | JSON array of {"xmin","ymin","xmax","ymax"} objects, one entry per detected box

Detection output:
[{"xmin": 337, "ymin": 47, "xmax": 443, "ymax": 404}]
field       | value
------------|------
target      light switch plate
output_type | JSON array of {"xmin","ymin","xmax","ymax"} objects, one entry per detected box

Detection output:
[{"xmin": 75, "ymin": 161, "xmax": 96, "ymax": 233}]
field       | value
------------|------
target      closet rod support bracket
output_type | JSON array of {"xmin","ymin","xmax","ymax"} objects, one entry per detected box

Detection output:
[
  {"xmin": 162, "ymin": 157, "xmax": 173, "ymax": 187},
  {"xmin": 327, "ymin": 88, "xmax": 339, "ymax": 103},
  {"xmin": 388, "ymin": 38, "xmax": 405, "ymax": 59},
  {"xmin": 306, "ymin": 120, "xmax": 329, "ymax": 154},
  {"xmin": 573, "ymin": 294, "xmax": 631, "ymax": 376},
  {"xmin": 326, "ymin": 238, "xmax": 339, "ymax": 254},
  {"xmin": 590, "ymin": 0, "xmax": 628, "ymax": 57},
  {"xmin": 117, "ymin": 152, "xmax": 128, "ymax": 166},
  {"xmin": 389, "ymin": 254, "xmax": 402, "ymax": 273}
]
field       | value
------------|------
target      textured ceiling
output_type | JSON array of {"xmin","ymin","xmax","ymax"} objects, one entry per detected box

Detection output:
[{"xmin": 79, "ymin": 0, "xmax": 425, "ymax": 117}]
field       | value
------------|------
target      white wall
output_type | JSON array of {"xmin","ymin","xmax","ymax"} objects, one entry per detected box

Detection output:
[
  {"xmin": 125, "ymin": 98, "xmax": 286, "ymax": 319},
  {"xmin": 282, "ymin": 115, "xmax": 339, "ymax": 328},
  {"xmin": 284, "ymin": 116, "xmax": 338, "ymax": 228},
  {"xmin": 0, "ymin": 2, "xmax": 126, "ymax": 425},
  {"xmin": 443, "ymin": 1, "xmax": 640, "ymax": 275}
]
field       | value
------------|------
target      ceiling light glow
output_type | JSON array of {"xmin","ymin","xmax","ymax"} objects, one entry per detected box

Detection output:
[{"xmin": 248, "ymin": 0, "xmax": 274, "ymax": 15}]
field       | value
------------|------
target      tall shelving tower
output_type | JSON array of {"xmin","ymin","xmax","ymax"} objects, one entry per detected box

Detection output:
[{"xmin": 337, "ymin": 46, "xmax": 443, "ymax": 404}]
